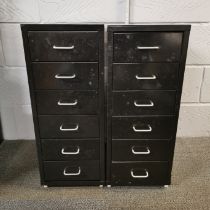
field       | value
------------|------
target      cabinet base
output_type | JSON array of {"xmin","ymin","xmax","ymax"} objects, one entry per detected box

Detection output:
[{"xmin": 42, "ymin": 180, "xmax": 104, "ymax": 187}]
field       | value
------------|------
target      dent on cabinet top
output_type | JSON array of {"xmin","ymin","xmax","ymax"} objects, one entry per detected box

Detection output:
[{"xmin": 107, "ymin": 25, "xmax": 191, "ymax": 32}]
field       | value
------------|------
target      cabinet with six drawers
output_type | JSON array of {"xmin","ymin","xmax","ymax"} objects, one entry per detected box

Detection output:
[
  {"xmin": 22, "ymin": 24, "xmax": 190, "ymax": 187},
  {"xmin": 107, "ymin": 25, "xmax": 190, "ymax": 186},
  {"xmin": 22, "ymin": 25, "xmax": 105, "ymax": 186}
]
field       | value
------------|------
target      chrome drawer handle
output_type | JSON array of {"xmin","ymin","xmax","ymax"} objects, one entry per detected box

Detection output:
[
  {"xmin": 134, "ymin": 100, "xmax": 154, "ymax": 107},
  {"xmin": 63, "ymin": 167, "xmax": 81, "ymax": 176},
  {"xmin": 133, "ymin": 124, "xmax": 152, "ymax": 132},
  {"xmin": 132, "ymin": 146, "xmax": 150, "ymax": 155},
  {"xmin": 57, "ymin": 100, "xmax": 78, "ymax": 106},
  {"xmin": 55, "ymin": 74, "xmax": 76, "ymax": 79},
  {"xmin": 61, "ymin": 147, "xmax": 80, "ymax": 155},
  {"xmin": 137, "ymin": 46, "xmax": 160, "ymax": 50},
  {"xmin": 131, "ymin": 170, "xmax": 149, "ymax": 178},
  {"xmin": 60, "ymin": 124, "xmax": 79, "ymax": 131},
  {"xmin": 53, "ymin": 45, "xmax": 74, "ymax": 50},
  {"xmin": 136, "ymin": 75, "xmax": 156, "ymax": 80}
]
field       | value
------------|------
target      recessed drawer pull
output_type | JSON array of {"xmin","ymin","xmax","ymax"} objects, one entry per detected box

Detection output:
[
  {"xmin": 53, "ymin": 45, "xmax": 74, "ymax": 50},
  {"xmin": 135, "ymin": 75, "xmax": 156, "ymax": 80},
  {"xmin": 57, "ymin": 100, "xmax": 78, "ymax": 106},
  {"xmin": 134, "ymin": 100, "xmax": 154, "ymax": 107},
  {"xmin": 61, "ymin": 147, "xmax": 80, "ymax": 155},
  {"xmin": 63, "ymin": 167, "xmax": 81, "ymax": 176},
  {"xmin": 137, "ymin": 46, "xmax": 160, "ymax": 50},
  {"xmin": 60, "ymin": 124, "xmax": 79, "ymax": 131},
  {"xmin": 132, "ymin": 147, "xmax": 150, "ymax": 155},
  {"xmin": 131, "ymin": 169, "xmax": 149, "ymax": 178},
  {"xmin": 55, "ymin": 74, "xmax": 76, "ymax": 79},
  {"xmin": 133, "ymin": 124, "xmax": 152, "ymax": 132}
]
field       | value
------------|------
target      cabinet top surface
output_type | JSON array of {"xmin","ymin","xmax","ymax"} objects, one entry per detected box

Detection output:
[
  {"xmin": 21, "ymin": 24, "xmax": 104, "ymax": 31},
  {"xmin": 108, "ymin": 25, "xmax": 191, "ymax": 32}
]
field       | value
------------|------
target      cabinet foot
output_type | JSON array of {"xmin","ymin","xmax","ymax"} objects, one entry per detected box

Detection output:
[
  {"xmin": 107, "ymin": 185, "xmax": 111, "ymax": 188},
  {"xmin": 164, "ymin": 185, "xmax": 169, "ymax": 188},
  {"xmin": 43, "ymin": 185, "xmax": 48, "ymax": 188},
  {"xmin": 99, "ymin": 185, "xmax": 103, "ymax": 188}
]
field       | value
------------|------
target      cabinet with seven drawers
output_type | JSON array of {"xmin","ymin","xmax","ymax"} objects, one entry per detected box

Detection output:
[
  {"xmin": 107, "ymin": 25, "xmax": 190, "ymax": 186},
  {"xmin": 22, "ymin": 25, "xmax": 105, "ymax": 186}
]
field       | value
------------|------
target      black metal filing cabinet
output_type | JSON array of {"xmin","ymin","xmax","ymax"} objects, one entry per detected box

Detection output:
[
  {"xmin": 106, "ymin": 25, "xmax": 190, "ymax": 186},
  {"xmin": 22, "ymin": 24, "xmax": 191, "ymax": 187},
  {"xmin": 22, "ymin": 24, "xmax": 105, "ymax": 187}
]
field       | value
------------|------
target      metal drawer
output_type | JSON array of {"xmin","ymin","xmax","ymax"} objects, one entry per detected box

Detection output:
[
  {"xmin": 28, "ymin": 31, "xmax": 99, "ymax": 61},
  {"xmin": 111, "ymin": 162, "xmax": 170, "ymax": 186},
  {"xmin": 36, "ymin": 91, "xmax": 98, "ymax": 115},
  {"xmin": 112, "ymin": 91, "xmax": 176, "ymax": 115},
  {"xmin": 112, "ymin": 140, "xmax": 170, "ymax": 161},
  {"xmin": 113, "ymin": 63, "xmax": 179, "ymax": 90},
  {"xmin": 39, "ymin": 115, "xmax": 99, "ymax": 139},
  {"xmin": 32, "ymin": 62, "xmax": 98, "ymax": 90},
  {"xmin": 44, "ymin": 160, "xmax": 100, "ymax": 181},
  {"xmin": 112, "ymin": 116, "xmax": 174, "ymax": 140},
  {"xmin": 42, "ymin": 140, "xmax": 99, "ymax": 161},
  {"xmin": 113, "ymin": 32, "xmax": 182, "ymax": 63}
]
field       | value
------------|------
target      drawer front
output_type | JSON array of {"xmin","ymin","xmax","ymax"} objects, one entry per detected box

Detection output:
[
  {"xmin": 42, "ymin": 140, "xmax": 99, "ymax": 161},
  {"xmin": 113, "ymin": 32, "xmax": 182, "ymax": 63},
  {"xmin": 112, "ymin": 91, "xmax": 176, "ymax": 115},
  {"xmin": 28, "ymin": 31, "xmax": 99, "ymax": 61},
  {"xmin": 113, "ymin": 63, "xmax": 179, "ymax": 90},
  {"xmin": 111, "ymin": 162, "xmax": 170, "ymax": 185},
  {"xmin": 112, "ymin": 116, "xmax": 174, "ymax": 139},
  {"xmin": 44, "ymin": 160, "xmax": 100, "ymax": 181},
  {"xmin": 36, "ymin": 91, "xmax": 98, "ymax": 115},
  {"xmin": 112, "ymin": 140, "xmax": 170, "ymax": 161},
  {"xmin": 39, "ymin": 115, "xmax": 99, "ymax": 139},
  {"xmin": 32, "ymin": 63, "xmax": 98, "ymax": 90}
]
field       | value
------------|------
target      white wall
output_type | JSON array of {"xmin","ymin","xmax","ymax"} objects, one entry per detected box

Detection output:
[{"xmin": 0, "ymin": 0, "xmax": 210, "ymax": 139}]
